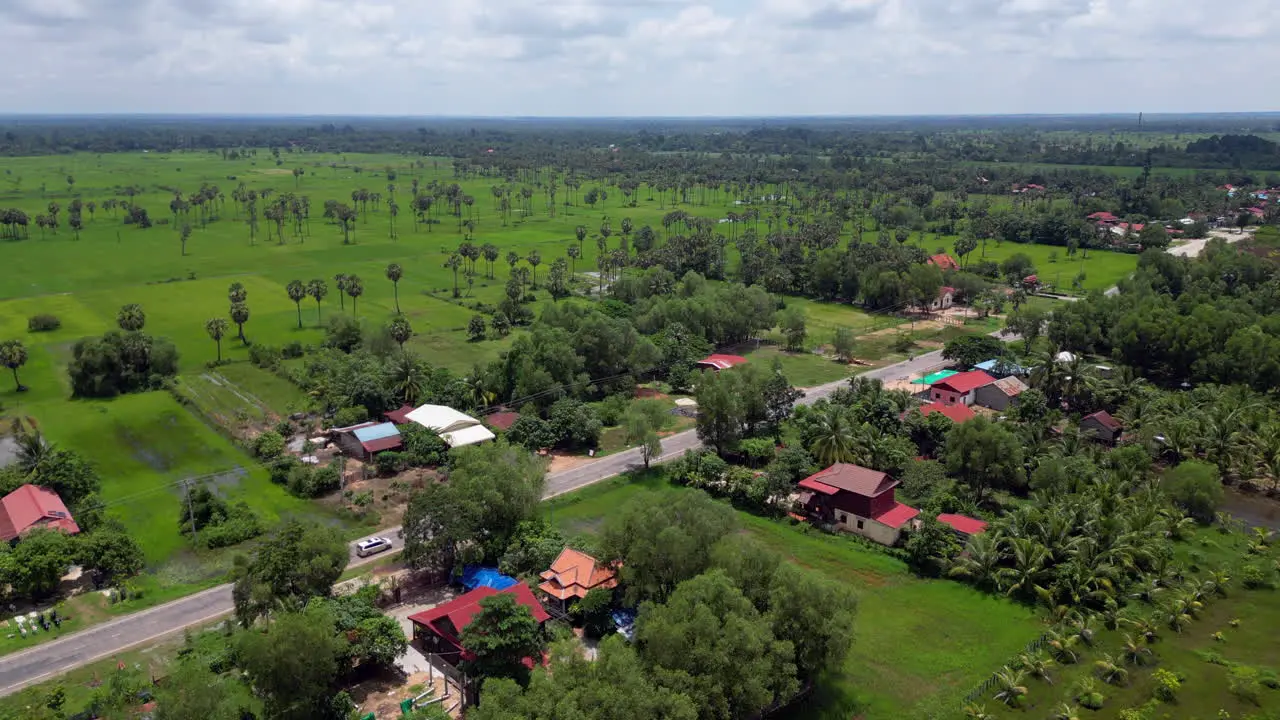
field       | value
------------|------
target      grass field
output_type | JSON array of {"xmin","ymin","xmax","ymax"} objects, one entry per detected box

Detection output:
[{"xmin": 544, "ymin": 473, "xmax": 1044, "ymax": 719}]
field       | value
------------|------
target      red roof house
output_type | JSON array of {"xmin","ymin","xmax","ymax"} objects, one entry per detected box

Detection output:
[
  {"xmin": 385, "ymin": 404, "xmax": 415, "ymax": 425},
  {"xmin": 927, "ymin": 254, "xmax": 960, "ymax": 271},
  {"xmin": 798, "ymin": 464, "xmax": 919, "ymax": 545},
  {"xmin": 696, "ymin": 354, "xmax": 748, "ymax": 371},
  {"xmin": 929, "ymin": 370, "xmax": 996, "ymax": 407},
  {"xmin": 937, "ymin": 513, "xmax": 988, "ymax": 536},
  {"xmin": 538, "ymin": 548, "xmax": 618, "ymax": 608},
  {"xmin": 1087, "ymin": 211, "xmax": 1120, "ymax": 224},
  {"xmin": 1081, "ymin": 410, "xmax": 1123, "ymax": 444},
  {"xmin": 0, "ymin": 484, "xmax": 80, "ymax": 542},
  {"xmin": 408, "ymin": 583, "xmax": 550, "ymax": 666},
  {"xmin": 484, "ymin": 411, "xmax": 522, "ymax": 432},
  {"xmin": 914, "ymin": 402, "xmax": 976, "ymax": 423}
]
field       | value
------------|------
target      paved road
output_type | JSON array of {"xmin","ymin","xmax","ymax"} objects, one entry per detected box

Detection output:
[{"xmin": 0, "ymin": 345, "xmax": 963, "ymax": 697}]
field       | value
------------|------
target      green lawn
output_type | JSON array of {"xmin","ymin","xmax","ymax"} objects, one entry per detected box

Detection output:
[{"xmin": 543, "ymin": 473, "xmax": 1044, "ymax": 719}]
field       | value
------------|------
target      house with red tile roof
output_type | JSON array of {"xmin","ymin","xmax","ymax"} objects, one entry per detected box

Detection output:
[
  {"xmin": 1081, "ymin": 410, "xmax": 1123, "ymax": 444},
  {"xmin": 937, "ymin": 513, "xmax": 988, "ymax": 537},
  {"xmin": 696, "ymin": 353, "xmax": 748, "ymax": 371},
  {"xmin": 1087, "ymin": 211, "xmax": 1120, "ymax": 225},
  {"xmin": 0, "ymin": 485, "xmax": 80, "ymax": 542},
  {"xmin": 907, "ymin": 402, "xmax": 975, "ymax": 423},
  {"xmin": 537, "ymin": 548, "xmax": 618, "ymax": 610},
  {"xmin": 484, "ymin": 411, "xmax": 522, "ymax": 432},
  {"xmin": 927, "ymin": 254, "xmax": 960, "ymax": 271},
  {"xmin": 929, "ymin": 370, "xmax": 996, "ymax": 407},
  {"xmin": 797, "ymin": 463, "xmax": 919, "ymax": 545},
  {"xmin": 408, "ymin": 583, "xmax": 550, "ymax": 668}
]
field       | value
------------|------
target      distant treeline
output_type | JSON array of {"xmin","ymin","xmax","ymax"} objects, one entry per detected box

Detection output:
[{"xmin": 2, "ymin": 117, "xmax": 1280, "ymax": 170}]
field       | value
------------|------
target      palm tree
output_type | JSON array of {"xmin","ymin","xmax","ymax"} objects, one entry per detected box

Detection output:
[
  {"xmin": 0, "ymin": 340, "xmax": 28, "ymax": 392},
  {"xmin": 1119, "ymin": 634, "xmax": 1154, "ymax": 666},
  {"xmin": 285, "ymin": 280, "xmax": 306, "ymax": 329},
  {"xmin": 116, "ymin": 303, "xmax": 146, "ymax": 332},
  {"xmin": 386, "ymin": 263, "xmax": 404, "ymax": 313},
  {"xmin": 334, "ymin": 273, "xmax": 349, "ymax": 311},
  {"xmin": 228, "ymin": 281, "xmax": 247, "ymax": 305},
  {"xmin": 1017, "ymin": 652, "xmax": 1055, "ymax": 685},
  {"xmin": 808, "ymin": 405, "xmax": 855, "ymax": 466},
  {"xmin": 385, "ymin": 352, "xmax": 426, "ymax": 404},
  {"xmin": 1049, "ymin": 702, "xmax": 1081, "ymax": 720},
  {"xmin": 567, "ymin": 244, "xmax": 581, "ymax": 274},
  {"xmin": 949, "ymin": 532, "xmax": 1004, "ymax": 589},
  {"xmin": 961, "ymin": 704, "xmax": 995, "ymax": 720},
  {"xmin": 575, "ymin": 225, "xmax": 587, "ymax": 253},
  {"xmin": 460, "ymin": 371, "xmax": 496, "ymax": 412},
  {"xmin": 991, "ymin": 667, "xmax": 1028, "ymax": 707},
  {"xmin": 306, "ymin": 279, "xmax": 328, "ymax": 325},
  {"xmin": 445, "ymin": 254, "xmax": 462, "ymax": 298},
  {"xmin": 179, "ymin": 222, "xmax": 192, "ymax": 256},
  {"xmin": 998, "ymin": 538, "xmax": 1051, "ymax": 600},
  {"xmin": 1044, "ymin": 629, "xmax": 1080, "ymax": 665},
  {"xmin": 229, "ymin": 303, "xmax": 250, "ymax": 345},
  {"xmin": 205, "ymin": 318, "xmax": 229, "ymax": 363},
  {"xmin": 526, "ymin": 250, "xmax": 541, "ymax": 287},
  {"xmin": 345, "ymin": 275, "xmax": 364, "ymax": 317},
  {"xmin": 1093, "ymin": 653, "xmax": 1128, "ymax": 686},
  {"xmin": 387, "ymin": 315, "xmax": 413, "ymax": 350}
]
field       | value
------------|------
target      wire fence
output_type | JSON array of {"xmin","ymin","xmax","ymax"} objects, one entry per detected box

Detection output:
[{"xmin": 959, "ymin": 630, "xmax": 1054, "ymax": 706}]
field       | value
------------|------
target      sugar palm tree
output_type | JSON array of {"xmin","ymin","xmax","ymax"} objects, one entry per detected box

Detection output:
[
  {"xmin": 334, "ymin": 273, "xmax": 349, "ymax": 311},
  {"xmin": 228, "ymin": 281, "xmax": 247, "ymax": 305},
  {"xmin": 526, "ymin": 249, "xmax": 541, "ymax": 287},
  {"xmin": 205, "ymin": 318, "xmax": 229, "ymax": 363},
  {"xmin": 286, "ymin": 280, "xmax": 306, "ymax": 329},
  {"xmin": 116, "ymin": 303, "xmax": 146, "ymax": 332},
  {"xmin": 306, "ymin": 278, "xmax": 328, "ymax": 325},
  {"xmin": 386, "ymin": 263, "xmax": 404, "ymax": 313},
  {"xmin": 387, "ymin": 315, "xmax": 412, "ymax": 350},
  {"xmin": 0, "ymin": 340, "xmax": 28, "ymax": 392},
  {"xmin": 229, "ymin": 302, "xmax": 250, "ymax": 345},
  {"xmin": 345, "ymin": 275, "xmax": 364, "ymax": 317},
  {"xmin": 567, "ymin": 244, "xmax": 581, "ymax": 274}
]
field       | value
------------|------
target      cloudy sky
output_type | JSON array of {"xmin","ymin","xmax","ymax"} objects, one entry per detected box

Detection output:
[{"xmin": 3, "ymin": 0, "xmax": 1277, "ymax": 116}]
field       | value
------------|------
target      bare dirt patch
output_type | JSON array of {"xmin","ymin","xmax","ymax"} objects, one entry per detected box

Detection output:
[
  {"xmin": 251, "ymin": 168, "xmax": 295, "ymax": 175},
  {"xmin": 547, "ymin": 452, "xmax": 597, "ymax": 474}
]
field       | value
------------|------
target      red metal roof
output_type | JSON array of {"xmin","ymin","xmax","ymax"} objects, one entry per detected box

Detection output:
[
  {"xmin": 919, "ymin": 402, "xmax": 975, "ymax": 423},
  {"xmin": 873, "ymin": 503, "xmax": 919, "ymax": 530},
  {"xmin": 0, "ymin": 484, "xmax": 80, "ymax": 542},
  {"xmin": 407, "ymin": 583, "xmax": 550, "ymax": 645},
  {"xmin": 932, "ymin": 370, "xmax": 996, "ymax": 394},
  {"xmin": 696, "ymin": 354, "xmax": 748, "ymax": 370},
  {"xmin": 360, "ymin": 436, "xmax": 403, "ymax": 453},
  {"xmin": 937, "ymin": 513, "xmax": 988, "ymax": 535},
  {"xmin": 484, "ymin": 411, "xmax": 521, "ymax": 432},
  {"xmin": 798, "ymin": 463, "xmax": 895, "ymax": 498},
  {"xmin": 928, "ymin": 254, "xmax": 960, "ymax": 271},
  {"xmin": 1087, "ymin": 211, "xmax": 1119, "ymax": 221},
  {"xmin": 385, "ymin": 404, "xmax": 415, "ymax": 425},
  {"xmin": 1083, "ymin": 410, "xmax": 1122, "ymax": 431}
]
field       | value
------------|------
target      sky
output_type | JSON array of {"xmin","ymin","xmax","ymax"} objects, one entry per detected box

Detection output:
[{"xmin": 3, "ymin": 0, "xmax": 1278, "ymax": 116}]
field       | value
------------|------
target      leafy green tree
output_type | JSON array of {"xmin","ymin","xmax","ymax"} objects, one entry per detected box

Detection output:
[
  {"xmin": 942, "ymin": 334, "xmax": 1004, "ymax": 369},
  {"xmin": 954, "ymin": 233, "xmax": 978, "ymax": 267},
  {"xmin": 695, "ymin": 369, "xmax": 744, "ymax": 455},
  {"xmin": 468, "ymin": 314, "xmax": 487, "ymax": 341},
  {"xmin": 832, "ymin": 327, "xmax": 856, "ymax": 362},
  {"xmin": 402, "ymin": 442, "xmax": 545, "ymax": 572},
  {"xmin": 1162, "ymin": 460, "xmax": 1223, "ymax": 524},
  {"xmin": 76, "ymin": 527, "xmax": 145, "ymax": 583},
  {"xmin": 461, "ymin": 591, "xmax": 544, "ymax": 684},
  {"xmin": 768, "ymin": 562, "xmax": 858, "ymax": 681},
  {"xmin": 318, "ymin": 586, "xmax": 408, "ymax": 668},
  {"xmin": 625, "ymin": 410, "xmax": 662, "ymax": 468},
  {"xmin": 231, "ymin": 520, "xmax": 348, "ymax": 625},
  {"xmin": 547, "ymin": 257, "xmax": 571, "ymax": 300},
  {"xmin": 637, "ymin": 570, "xmax": 798, "ymax": 720},
  {"xmin": 1003, "ymin": 305, "xmax": 1048, "ymax": 352},
  {"xmin": 944, "ymin": 415, "xmax": 1026, "ymax": 500},
  {"xmin": 26, "ymin": 447, "xmax": 101, "ymax": 506},
  {"xmin": 506, "ymin": 415, "xmax": 558, "ymax": 451},
  {"xmin": 236, "ymin": 604, "xmax": 347, "ymax": 720},
  {"xmin": 498, "ymin": 520, "xmax": 566, "ymax": 577},
  {"xmin": 154, "ymin": 661, "xmax": 260, "ymax": 720},
  {"xmin": 116, "ymin": 303, "xmax": 146, "ymax": 332},
  {"xmin": 286, "ymin": 280, "xmax": 307, "ymax": 329},
  {"xmin": 0, "ymin": 339, "xmax": 28, "ymax": 391},
  {"xmin": 548, "ymin": 398, "xmax": 602, "ymax": 449},
  {"xmin": 601, "ymin": 490, "xmax": 737, "ymax": 603},
  {"xmin": 205, "ymin": 317, "xmax": 228, "ymax": 363},
  {"xmin": 779, "ymin": 307, "xmax": 807, "ymax": 351},
  {"xmin": 10, "ymin": 528, "xmax": 74, "ymax": 599},
  {"xmin": 902, "ymin": 516, "xmax": 961, "ymax": 577}
]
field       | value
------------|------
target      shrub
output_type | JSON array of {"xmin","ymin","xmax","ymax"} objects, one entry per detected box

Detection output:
[
  {"xmin": 253, "ymin": 430, "xmax": 286, "ymax": 459},
  {"xmin": 374, "ymin": 451, "xmax": 407, "ymax": 477},
  {"xmin": 333, "ymin": 406, "xmax": 369, "ymax": 427},
  {"xmin": 325, "ymin": 314, "xmax": 363, "ymax": 353},
  {"xmin": 1229, "ymin": 665, "xmax": 1263, "ymax": 705},
  {"xmin": 1241, "ymin": 564, "xmax": 1275, "ymax": 590},
  {"xmin": 248, "ymin": 344, "xmax": 282, "ymax": 369},
  {"xmin": 399, "ymin": 424, "xmax": 448, "ymax": 467},
  {"xmin": 281, "ymin": 341, "xmax": 305, "ymax": 359},
  {"xmin": 737, "ymin": 437, "xmax": 776, "ymax": 467},
  {"xmin": 27, "ymin": 314, "xmax": 61, "ymax": 332},
  {"xmin": 201, "ymin": 503, "xmax": 264, "ymax": 549},
  {"xmin": 1153, "ymin": 668, "xmax": 1182, "ymax": 702},
  {"xmin": 286, "ymin": 462, "xmax": 342, "ymax": 498},
  {"xmin": 595, "ymin": 394, "xmax": 632, "ymax": 426}
]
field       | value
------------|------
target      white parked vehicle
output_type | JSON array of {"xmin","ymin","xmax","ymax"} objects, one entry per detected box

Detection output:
[{"xmin": 355, "ymin": 536, "xmax": 392, "ymax": 558}]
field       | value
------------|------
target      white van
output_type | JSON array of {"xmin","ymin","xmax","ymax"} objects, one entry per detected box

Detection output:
[{"xmin": 355, "ymin": 536, "xmax": 392, "ymax": 558}]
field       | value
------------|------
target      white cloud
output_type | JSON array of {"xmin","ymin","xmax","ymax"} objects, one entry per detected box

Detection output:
[{"xmin": 0, "ymin": 0, "xmax": 1275, "ymax": 115}]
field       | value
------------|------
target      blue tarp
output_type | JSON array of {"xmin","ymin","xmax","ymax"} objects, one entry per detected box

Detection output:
[
  {"xmin": 612, "ymin": 609, "xmax": 637, "ymax": 641},
  {"xmin": 974, "ymin": 359, "xmax": 1027, "ymax": 375},
  {"xmin": 352, "ymin": 422, "xmax": 401, "ymax": 443},
  {"xmin": 461, "ymin": 566, "xmax": 518, "ymax": 592}
]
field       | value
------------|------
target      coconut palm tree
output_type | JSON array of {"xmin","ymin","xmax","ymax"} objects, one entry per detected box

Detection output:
[
  {"xmin": 116, "ymin": 303, "xmax": 146, "ymax": 332},
  {"xmin": 1119, "ymin": 634, "xmax": 1154, "ymax": 666},
  {"xmin": 205, "ymin": 318, "xmax": 229, "ymax": 363},
  {"xmin": 991, "ymin": 667, "xmax": 1028, "ymax": 708},
  {"xmin": 385, "ymin": 263, "xmax": 404, "ymax": 314},
  {"xmin": 1044, "ymin": 629, "xmax": 1080, "ymax": 665},
  {"xmin": 1049, "ymin": 702, "xmax": 1081, "ymax": 720},
  {"xmin": 385, "ymin": 352, "xmax": 425, "ymax": 405},
  {"xmin": 961, "ymin": 704, "xmax": 995, "ymax": 720},
  {"xmin": 1016, "ymin": 652, "xmax": 1055, "ymax": 685},
  {"xmin": 948, "ymin": 532, "xmax": 1004, "ymax": 590},
  {"xmin": 807, "ymin": 405, "xmax": 856, "ymax": 466},
  {"xmin": 998, "ymin": 538, "xmax": 1051, "ymax": 600},
  {"xmin": 306, "ymin": 278, "xmax": 328, "ymax": 325}
]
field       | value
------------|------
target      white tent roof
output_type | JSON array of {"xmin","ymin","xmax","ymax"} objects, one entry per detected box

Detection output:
[
  {"xmin": 1055, "ymin": 351, "xmax": 1077, "ymax": 363},
  {"xmin": 404, "ymin": 404, "xmax": 480, "ymax": 434},
  {"xmin": 441, "ymin": 424, "xmax": 496, "ymax": 448},
  {"xmin": 674, "ymin": 398, "xmax": 698, "ymax": 408}
]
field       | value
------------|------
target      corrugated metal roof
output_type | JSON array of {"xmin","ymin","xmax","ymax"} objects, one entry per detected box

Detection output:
[
  {"xmin": 912, "ymin": 369, "xmax": 958, "ymax": 385},
  {"xmin": 352, "ymin": 422, "xmax": 401, "ymax": 443}
]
